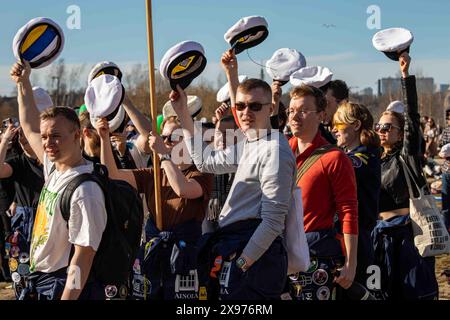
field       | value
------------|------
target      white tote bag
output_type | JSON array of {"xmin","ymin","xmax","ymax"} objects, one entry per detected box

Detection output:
[
  {"xmin": 285, "ymin": 186, "xmax": 310, "ymax": 274},
  {"xmin": 400, "ymin": 157, "xmax": 450, "ymax": 257}
]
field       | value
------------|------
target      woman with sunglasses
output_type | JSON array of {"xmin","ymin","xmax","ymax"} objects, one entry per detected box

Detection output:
[
  {"xmin": 332, "ymin": 102, "xmax": 381, "ymax": 296},
  {"xmin": 372, "ymin": 52, "xmax": 438, "ymax": 300},
  {"xmin": 96, "ymin": 115, "xmax": 213, "ymax": 300}
]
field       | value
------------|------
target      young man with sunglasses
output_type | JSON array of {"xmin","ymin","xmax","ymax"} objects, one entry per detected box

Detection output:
[
  {"xmin": 287, "ymin": 85, "xmax": 358, "ymax": 300},
  {"xmin": 171, "ymin": 49, "xmax": 296, "ymax": 300}
]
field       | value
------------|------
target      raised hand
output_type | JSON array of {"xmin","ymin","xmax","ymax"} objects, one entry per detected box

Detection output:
[
  {"xmin": 221, "ymin": 49, "xmax": 238, "ymax": 75},
  {"xmin": 1, "ymin": 124, "xmax": 19, "ymax": 143},
  {"xmin": 399, "ymin": 51, "xmax": 411, "ymax": 78},
  {"xmin": 215, "ymin": 102, "xmax": 230, "ymax": 121},
  {"xmin": 96, "ymin": 118, "xmax": 110, "ymax": 140},
  {"xmin": 10, "ymin": 61, "xmax": 31, "ymax": 84},
  {"xmin": 169, "ymin": 85, "xmax": 189, "ymax": 117},
  {"xmin": 148, "ymin": 131, "xmax": 170, "ymax": 156},
  {"xmin": 110, "ymin": 132, "xmax": 127, "ymax": 156}
]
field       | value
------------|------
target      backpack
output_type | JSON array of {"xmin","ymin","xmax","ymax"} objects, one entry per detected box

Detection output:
[{"xmin": 58, "ymin": 164, "xmax": 144, "ymax": 285}]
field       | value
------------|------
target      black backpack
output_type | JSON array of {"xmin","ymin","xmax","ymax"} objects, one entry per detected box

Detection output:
[{"xmin": 58, "ymin": 164, "xmax": 143, "ymax": 285}]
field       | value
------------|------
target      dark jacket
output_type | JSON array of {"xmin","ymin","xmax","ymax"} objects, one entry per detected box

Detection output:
[
  {"xmin": 347, "ymin": 145, "xmax": 381, "ymax": 283},
  {"xmin": 379, "ymin": 76, "xmax": 427, "ymax": 212}
]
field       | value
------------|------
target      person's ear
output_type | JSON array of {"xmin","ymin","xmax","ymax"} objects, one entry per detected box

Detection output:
[
  {"xmin": 354, "ymin": 120, "xmax": 362, "ymax": 131},
  {"xmin": 83, "ymin": 127, "xmax": 93, "ymax": 138},
  {"xmin": 317, "ymin": 110, "xmax": 325, "ymax": 122}
]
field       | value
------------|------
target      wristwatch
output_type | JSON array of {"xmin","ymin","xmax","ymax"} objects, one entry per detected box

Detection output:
[
  {"xmin": 235, "ymin": 257, "xmax": 248, "ymax": 271},
  {"xmin": 159, "ymin": 153, "xmax": 171, "ymax": 162}
]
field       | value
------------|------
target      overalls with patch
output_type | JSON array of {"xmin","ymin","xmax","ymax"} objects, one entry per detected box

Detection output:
[
  {"xmin": 131, "ymin": 218, "xmax": 201, "ymax": 300},
  {"xmin": 198, "ymin": 219, "xmax": 287, "ymax": 300},
  {"xmin": 288, "ymin": 229, "xmax": 344, "ymax": 300},
  {"xmin": 7, "ymin": 206, "xmax": 35, "ymax": 299}
]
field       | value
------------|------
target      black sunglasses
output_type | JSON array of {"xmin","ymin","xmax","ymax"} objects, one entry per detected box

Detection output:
[
  {"xmin": 375, "ymin": 123, "xmax": 400, "ymax": 133},
  {"xmin": 234, "ymin": 102, "xmax": 271, "ymax": 112}
]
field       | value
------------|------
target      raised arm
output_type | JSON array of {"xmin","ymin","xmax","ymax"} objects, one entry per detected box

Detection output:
[
  {"xmin": 0, "ymin": 125, "xmax": 17, "ymax": 178},
  {"xmin": 148, "ymin": 132, "xmax": 203, "ymax": 199},
  {"xmin": 400, "ymin": 52, "xmax": 422, "ymax": 156},
  {"xmin": 171, "ymin": 86, "xmax": 240, "ymax": 174},
  {"xmin": 122, "ymin": 94, "xmax": 152, "ymax": 154},
  {"xmin": 96, "ymin": 118, "xmax": 137, "ymax": 189},
  {"xmin": 10, "ymin": 62, "xmax": 44, "ymax": 163},
  {"xmin": 221, "ymin": 50, "xmax": 240, "ymax": 112}
]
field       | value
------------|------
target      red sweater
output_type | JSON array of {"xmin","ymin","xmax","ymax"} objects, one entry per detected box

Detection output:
[{"xmin": 289, "ymin": 132, "xmax": 358, "ymax": 235}]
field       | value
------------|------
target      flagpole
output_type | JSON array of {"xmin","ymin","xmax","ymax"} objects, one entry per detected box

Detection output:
[{"xmin": 145, "ymin": 0, "xmax": 163, "ymax": 230}]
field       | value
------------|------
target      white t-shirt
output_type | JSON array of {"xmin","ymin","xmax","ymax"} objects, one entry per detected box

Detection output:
[
  {"xmin": 29, "ymin": 154, "xmax": 107, "ymax": 274},
  {"xmin": 128, "ymin": 135, "xmax": 151, "ymax": 168}
]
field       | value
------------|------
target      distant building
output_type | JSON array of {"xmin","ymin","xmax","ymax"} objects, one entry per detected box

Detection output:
[
  {"xmin": 378, "ymin": 77, "xmax": 435, "ymax": 96},
  {"xmin": 361, "ymin": 87, "xmax": 373, "ymax": 97},
  {"xmin": 440, "ymin": 84, "xmax": 449, "ymax": 93}
]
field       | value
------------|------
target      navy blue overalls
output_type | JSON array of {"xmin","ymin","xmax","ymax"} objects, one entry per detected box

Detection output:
[
  {"xmin": 131, "ymin": 218, "xmax": 202, "ymax": 300},
  {"xmin": 372, "ymin": 214, "xmax": 438, "ymax": 300},
  {"xmin": 288, "ymin": 229, "xmax": 344, "ymax": 300},
  {"xmin": 7, "ymin": 206, "xmax": 35, "ymax": 298},
  {"xmin": 197, "ymin": 219, "xmax": 287, "ymax": 300}
]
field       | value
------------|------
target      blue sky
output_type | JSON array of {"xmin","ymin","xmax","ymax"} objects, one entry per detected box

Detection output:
[{"xmin": 1, "ymin": 0, "xmax": 450, "ymax": 96}]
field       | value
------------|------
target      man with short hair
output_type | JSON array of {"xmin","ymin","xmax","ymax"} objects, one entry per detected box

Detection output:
[
  {"xmin": 172, "ymin": 49, "xmax": 296, "ymax": 300},
  {"xmin": 287, "ymin": 84, "xmax": 358, "ymax": 301},
  {"xmin": 10, "ymin": 61, "xmax": 107, "ymax": 300},
  {"xmin": 320, "ymin": 80, "xmax": 350, "ymax": 144}
]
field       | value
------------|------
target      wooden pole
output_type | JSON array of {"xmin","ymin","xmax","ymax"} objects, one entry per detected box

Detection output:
[{"xmin": 145, "ymin": 0, "xmax": 163, "ymax": 230}]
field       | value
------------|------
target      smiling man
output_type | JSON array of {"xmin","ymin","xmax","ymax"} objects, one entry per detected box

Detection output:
[
  {"xmin": 10, "ymin": 61, "xmax": 107, "ymax": 300},
  {"xmin": 171, "ymin": 49, "xmax": 296, "ymax": 300},
  {"xmin": 287, "ymin": 85, "xmax": 358, "ymax": 301}
]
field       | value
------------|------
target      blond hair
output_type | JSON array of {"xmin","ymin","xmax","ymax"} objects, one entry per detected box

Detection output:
[{"xmin": 333, "ymin": 102, "xmax": 380, "ymax": 149}]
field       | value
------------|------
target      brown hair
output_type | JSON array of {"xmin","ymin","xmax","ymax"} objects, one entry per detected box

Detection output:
[
  {"xmin": 334, "ymin": 102, "xmax": 380, "ymax": 149},
  {"xmin": 381, "ymin": 110, "xmax": 405, "ymax": 134},
  {"xmin": 79, "ymin": 111, "xmax": 94, "ymax": 130},
  {"xmin": 290, "ymin": 85, "xmax": 327, "ymax": 112},
  {"xmin": 40, "ymin": 107, "xmax": 80, "ymax": 130},
  {"xmin": 237, "ymin": 78, "xmax": 272, "ymax": 100}
]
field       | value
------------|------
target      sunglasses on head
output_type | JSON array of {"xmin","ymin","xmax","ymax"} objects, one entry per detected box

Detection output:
[
  {"xmin": 161, "ymin": 132, "xmax": 183, "ymax": 143},
  {"xmin": 234, "ymin": 101, "xmax": 271, "ymax": 112},
  {"xmin": 375, "ymin": 123, "xmax": 400, "ymax": 133}
]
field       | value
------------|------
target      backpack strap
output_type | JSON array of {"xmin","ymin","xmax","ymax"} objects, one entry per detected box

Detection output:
[
  {"xmin": 296, "ymin": 144, "xmax": 338, "ymax": 184},
  {"xmin": 59, "ymin": 164, "xmax": 109, "ymax": 225}
]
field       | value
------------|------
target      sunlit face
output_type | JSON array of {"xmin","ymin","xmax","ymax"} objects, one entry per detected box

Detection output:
[
  {"xmin": 288, "ymin": 95, "xmax": 324, "ymax": 138},
  {"xmin": 161, "ymin": 122, "xmax": 184, "ymax": 151},
  {"xmin": 235, "ymin": 88, "xmax": 272, "ymax": 133},
  {"xmin": 376, "ymin": 114, "xmax": 402, "ymax": 148},
  {"xmin": 40, "ymin": 116, "xmax": 80, "ymax": 163},
  {"xmin": 332, "ymin": 121, "xmax": 360, "ymax": 149}
]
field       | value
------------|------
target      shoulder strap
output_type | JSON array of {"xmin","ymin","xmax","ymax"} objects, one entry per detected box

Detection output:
[{"xmin": 296, "ymin": 144, "xmax": 338, "ymax": 184}]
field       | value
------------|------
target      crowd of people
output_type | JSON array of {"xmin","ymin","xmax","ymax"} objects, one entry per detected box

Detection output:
[{"xmin": 0, "ymin": 45, "xmax": 449, "ymax": 301}]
